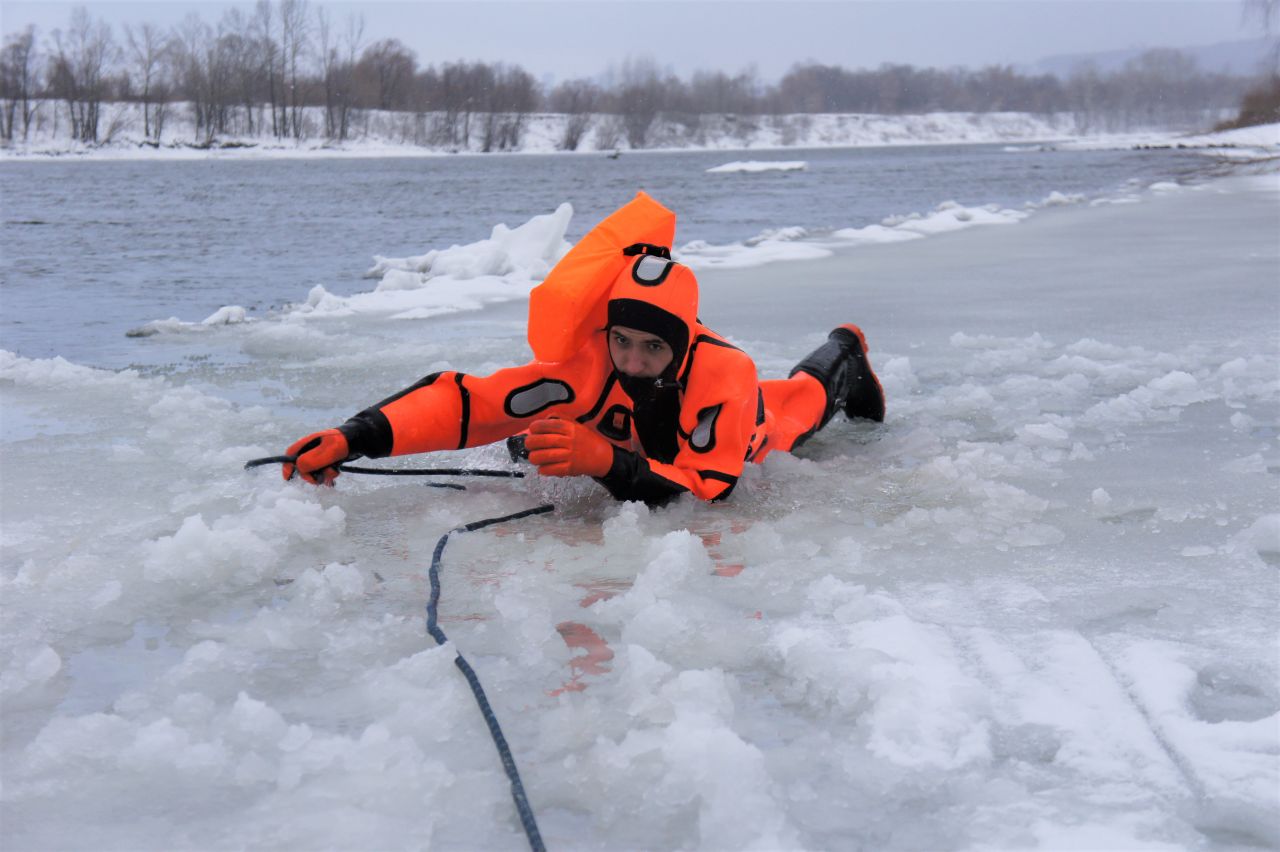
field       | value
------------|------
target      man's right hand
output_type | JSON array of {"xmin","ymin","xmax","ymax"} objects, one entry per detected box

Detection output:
[{"xmin": 283, "ymin": 429, "xmax": 351, "ymax": 486}]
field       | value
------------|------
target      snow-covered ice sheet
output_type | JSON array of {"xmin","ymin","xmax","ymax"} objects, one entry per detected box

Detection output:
[{"xmin": 1, "ymin": 172, "xmax": 1278, "ymax": 850}]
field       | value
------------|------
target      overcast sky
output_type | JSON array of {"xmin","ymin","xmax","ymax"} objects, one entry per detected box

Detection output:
[{"xmin": 0, "ymin": 0, "xmax": 1265, "ymax": 83}]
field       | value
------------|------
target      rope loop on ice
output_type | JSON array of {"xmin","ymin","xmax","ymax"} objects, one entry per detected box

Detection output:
[
  {"xmin": 428, "ymin": 504, "xmax": 555, "ymax": 852},
  {"xmin": 243, "ymin": 455, "xmax": 525, "ymax": 491}
]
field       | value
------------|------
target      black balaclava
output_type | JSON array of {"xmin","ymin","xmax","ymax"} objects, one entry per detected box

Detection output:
[
  {"xmin": 607, "ymin": 297, "xmax": 688, "ymax": 398},
  {"xmin": 605, "ymin": 251, "xmax": 700, "ymax": 461}
]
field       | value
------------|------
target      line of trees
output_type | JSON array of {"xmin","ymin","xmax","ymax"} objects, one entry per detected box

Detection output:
[{"xmin": 0, "ymin": 1, "xmax": 1266, "ymax": 149}]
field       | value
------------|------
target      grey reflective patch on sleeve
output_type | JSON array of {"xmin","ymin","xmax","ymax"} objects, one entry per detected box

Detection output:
[
  {"xmin": 689, "ymin": 404, "xmax": 721, "ymax": 452},
  {"xmin": 505, "ymin": 379, "xmax": 574, "ymax": 418},
  {"xmin": 632, "ymin": 255, "xmax": 673, "ymax": 286}
]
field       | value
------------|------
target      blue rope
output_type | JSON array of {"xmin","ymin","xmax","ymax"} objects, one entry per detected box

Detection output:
[{"xmin": 426, "ymin": 503, "xmax": 555, "ymax": 852}]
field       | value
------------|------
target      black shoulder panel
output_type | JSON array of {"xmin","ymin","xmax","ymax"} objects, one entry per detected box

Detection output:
[
  {"xmin": 351, "ymin": 370, "xmax": 449, "ymax": 459},
  {"xmin": 693, "ymin": 335, "xmax": 742, "ymax": 352},
  {"xmin": 372, "ymin": 371, "xmax": 443, "ymax": 410},
  {"xmin": 678, "ymin": 333, "xmax": 743, "ymax": 387}
]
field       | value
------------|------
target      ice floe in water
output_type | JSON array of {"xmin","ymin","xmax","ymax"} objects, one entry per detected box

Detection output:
[
  {"xmin": 706, "ymin": 160, "xmax": 808, "ymax": 174},
  {"xmin": 302, "ymin": 202, "xmax": 573, "ymax": 321},
  {"xmin": 126, "ymin": 304, "xmax": 254, "ymax": 337}
]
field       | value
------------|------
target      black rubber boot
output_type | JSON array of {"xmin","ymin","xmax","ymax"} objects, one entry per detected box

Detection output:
[
  {"xmin": 790, "ymin": 324, "xmax": 886, "ymax": 430},
  {"xmin": 790, "ymin": 333, "xmax": 850, "ymax": 432},
  {"xmin": 832, "ymin": 324, "xmax": 885, "ymax": 423}
]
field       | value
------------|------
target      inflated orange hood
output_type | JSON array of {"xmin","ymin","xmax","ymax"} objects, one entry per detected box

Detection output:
[{"xmin": 527, "ymin": 192, "xmax": 676, "ymax": 363}]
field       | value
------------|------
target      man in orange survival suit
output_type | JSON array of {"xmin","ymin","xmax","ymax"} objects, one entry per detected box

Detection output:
[{"xmin": 282, "ymin": 245, "xmax": 885, "ymax": 504}]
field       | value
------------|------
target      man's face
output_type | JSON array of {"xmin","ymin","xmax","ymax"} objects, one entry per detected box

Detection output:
[{"xmin": 608, "ymin": 325, "xmax": 674, "ymax": 378}]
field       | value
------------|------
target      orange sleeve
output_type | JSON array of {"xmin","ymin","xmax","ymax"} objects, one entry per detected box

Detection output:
[{"xmin": 340, "ymin": 343, "xmax": 611, "ymax": 458}]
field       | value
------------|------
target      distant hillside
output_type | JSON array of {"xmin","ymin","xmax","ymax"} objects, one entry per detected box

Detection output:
[{"xmin": 1032, "ymin": 37, "xmax": 1278, "ymax": 78}]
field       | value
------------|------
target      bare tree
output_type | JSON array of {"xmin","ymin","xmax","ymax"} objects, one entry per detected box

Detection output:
[
  {"xmin": 172, "ymin": 11, "xmax": 244, "ymax": 143},
  {"xmin": 688, "ymin": 68, "xmax": 759, "ymax": 115},
  {"xmin": 279, "ymin": 0, "xmax": 310, "ymax": 139},
  {"xmin": 214, "ymin": 9, "xmax": 259, "ymax": 136},
  {"xmin": 616, "ymin": 57, "xmax": 663, "ymax": 148},
  {"xmin": 316, "ymin": 6, "xmax": 336, "ymax": 137},
  {"xmin": 171, "ymin": 13, "xmax": 214, "ymax": 142},
  {"xmin": 317, "ymin": 7, "xmax": 363, "ymax": 140},
  {"xmin": 151, "ymin": 79, "xmax": 173, "ymax": 141},
  {"xmin": 1064, "ymin": 62, "xmax": 1104, "ymax": 133},
  {"xmin": 248, "ymin": 0, "xmax": 284, "ymax": 138},
  {"xmin": 355, "ymin": 38, "xmax": 415, "ymax": 111},
  {"xmin": 593, "ymin": 115, "xmax": 623, "ymax": 150},
  {"xmin": 480, "ymin": 64, "xmax": 535, "ymax": 151},
  {"xmin": 123, "ymin": 22, "xmax": 164, "ymax": 139},
  {"xmin": 402, "ymin": 63, "xmax": 436, "ymax": 143},
  {"xmin": 0, "ymin": 26, "xmax": 41, "ymax": 141},
  {"xmin": 49, "ymin": 7, "xmax": 118, "ymax": 143},
  {"xmin": 337, "ymin": 13, "xmax": 364, "ymax": 139},
  {"xmin": 1120, "ymin": 49, "xmax": 1203, "ymax": 127},
  {"xmin": 550, "ymin": 78, "xmax": 598, "ymax": 150},
  {"xmin": 433, "ymin": 60, "xmax": 483, "ymax": 148}
]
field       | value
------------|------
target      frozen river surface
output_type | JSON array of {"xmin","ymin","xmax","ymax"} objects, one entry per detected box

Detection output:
[{"xmin": 1, "ymin": 152, "xmax": 1278, "ymax": 850}]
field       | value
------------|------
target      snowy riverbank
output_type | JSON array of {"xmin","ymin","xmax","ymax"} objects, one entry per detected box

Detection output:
[
  {"xmin": 1034, "ymin": 121, "xmax": 1280, "ymax": 159},
  {"xmin": 3, "ymin": 105, "xmax": 1275, "ymax": 160},
  {"xmin": 2, "ymin": 161, "xmax": 1276, "ymax": 849}
]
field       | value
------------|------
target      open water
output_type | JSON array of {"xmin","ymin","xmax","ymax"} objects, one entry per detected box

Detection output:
[{"xmin": 1, "ymin": 144, "xmax": 1213, "ymax": 369}]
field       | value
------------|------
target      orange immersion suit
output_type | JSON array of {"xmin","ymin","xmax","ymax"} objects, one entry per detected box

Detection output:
[{"xmin": 298, "ymin": 194, "xmax": 884, "ymax": 503}]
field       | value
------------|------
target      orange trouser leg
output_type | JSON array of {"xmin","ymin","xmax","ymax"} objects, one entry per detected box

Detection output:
[{"xmin": 758, "ymin": 373, "xmax": 828, "ymax": 459}]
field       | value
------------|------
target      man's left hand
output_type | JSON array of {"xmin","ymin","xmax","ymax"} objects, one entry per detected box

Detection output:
[{"xmin": 525, "ymin": 418, "xmax": 615, "ymax": 477}]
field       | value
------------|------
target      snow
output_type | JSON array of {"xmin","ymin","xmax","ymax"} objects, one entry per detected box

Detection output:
[
  {"xmin": 298, "ymin": 204, "xmax": 573, "ymax": 322},
  {"xmin": 706, "ymin": 160, "xmax": 808, "ymax": 173},
  {"xmin": 5, "ymin": 105, "xmax": 1274, "ymax": 161},
  {"xmin": 1055, "ymin": 122, "xmax": 1280, "ymax": 161},
  {"xmin": 1, "ymin": 159, "xmax": 1278, "ymax": 850},
  {"xmin": 679, "ymin": 196, "xmax": 1046, "ymax": 272}
]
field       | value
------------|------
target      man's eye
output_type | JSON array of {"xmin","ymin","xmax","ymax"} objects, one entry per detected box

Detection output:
[{"xmin": 647, "ymin": 342, "xmax": 664, "ymax": 352}]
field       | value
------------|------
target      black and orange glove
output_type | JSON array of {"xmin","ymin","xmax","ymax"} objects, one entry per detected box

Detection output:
[
  {"xmin": 525, "ymin": 418, "xmax": 615, "ymax": 478},
  {"xmin": 283, "ymin": 429, "xmax": 352, "ymax": 486}
]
